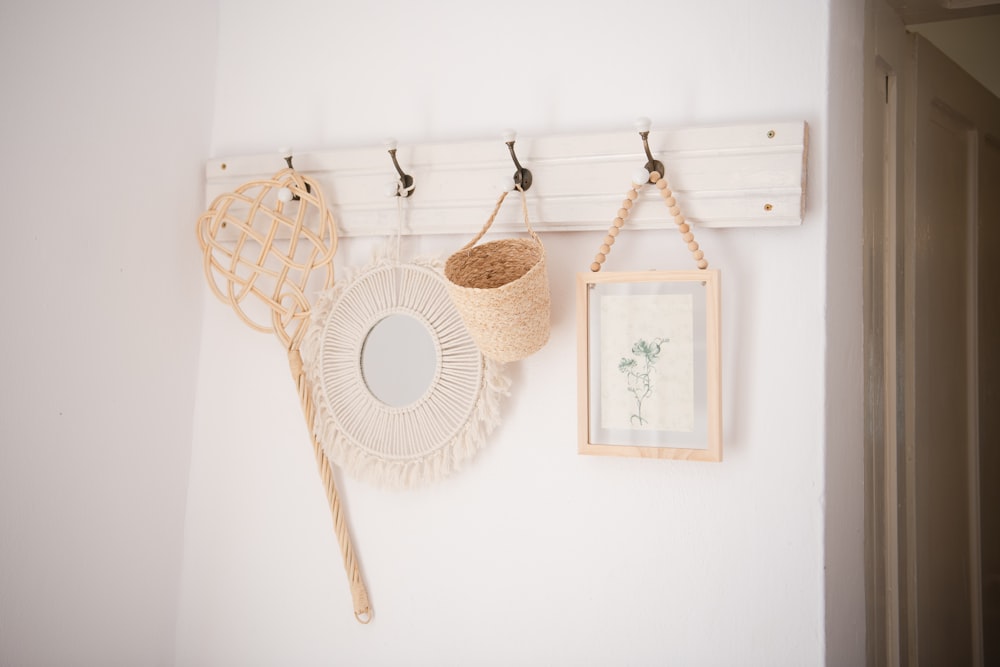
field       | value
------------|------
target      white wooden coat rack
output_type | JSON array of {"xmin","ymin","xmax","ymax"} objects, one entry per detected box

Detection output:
[{"xmin": 204, "ymin": 120, "xmax": 807, "ymax": 238}]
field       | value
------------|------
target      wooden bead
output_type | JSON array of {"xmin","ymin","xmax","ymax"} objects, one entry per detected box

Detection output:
[
  {"xmin": 697, "ymin": 259, "xmax": 708, "ymax": 269},
  {"xmin": 678, "ymin": 222, "xmax": 690, "ymax": 233},
  {"xmin": 600, "ymin": 244, "xmax": 611, "ymax": 254},
  {"xmin": 622, "ymin": 199, "xmax": 633, "ymax": 210},
  {"xmin": 687, "ymin": 241, "xmax": 699, "ymax": 251},
  {"xmin": 656, "ymin": 178, "xmax": 668, "ymax": 190},
  {"xmin": 609, "ymin": 226, "xmax": 620, "ymax": 237},
  {"xmin": 662, "ymin": 196, "xmax": 676, "ymax": 206},
  {"xmin": 682, "ymin": 232, "xmax": 694, "ymax": 242},
  {"xmin": 604, "ymin": 234, "xmax": 616, "ymax": 246},
  {"xmin": 626, "ymin": 189, "xmax": 638, "ymax": 201},
  {"xmin": 649, "ymin": 171, "xmax": 661, "ymax": 183},
  {"xmin": 693, "ymin": 249, "xmax": 704, "ymax": 260},
  {"xmin": 674, "ymin": 215, "xmax": 686, "ymax": 225},
  {"xmin": 660, "ymin": 187, "xmax": 672, "ymax": 198},
  {"xmin": 590, "ymin": 262, "xmax": 601, "ymax": 272},
  {"xmin": 669, "ymin": 206, "xmax": 681, "ymax": 216},
  {"xmin": 595, "ymin": 253, "xmax": 606, "ymax": 263},
  {"xmin": 617, "ymin": 208, "xmax": 628, "ymax": 218},
  {"xmin": 613, "ymin": 217, "xmax": 625, "ymax": 228}
]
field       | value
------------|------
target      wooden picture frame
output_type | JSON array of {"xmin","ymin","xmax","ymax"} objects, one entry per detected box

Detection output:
[{"xmin": 576, "ymin": 270, "xmax": 722, "ymax": 460}]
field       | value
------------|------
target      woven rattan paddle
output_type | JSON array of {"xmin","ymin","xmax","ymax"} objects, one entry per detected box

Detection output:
[{"xmin": 197, "ymin": 166, "xmax": 372, "ymax": 623}]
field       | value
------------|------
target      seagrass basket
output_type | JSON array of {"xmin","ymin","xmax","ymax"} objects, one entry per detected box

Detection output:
[{"xmin": 444, "ymin": 189, "xmax": 550, "ymax": 363}]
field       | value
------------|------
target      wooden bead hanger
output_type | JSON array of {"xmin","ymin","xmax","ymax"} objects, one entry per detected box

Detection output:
[{"xmin": 590, "ymin": 117, "xmax": 709, "ymax": 273}]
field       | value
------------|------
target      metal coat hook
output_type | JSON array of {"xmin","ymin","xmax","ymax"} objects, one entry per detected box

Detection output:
[
  {"xmin": 280, "ymin": 148, "xmax": 311, "ymax": 200},
  {"xmin": 384, "ymin": 139, "xmax": 415, "ymax": 197},
  {"xmin": 633, "ymin": 117, "xmax": 665, "ymax": 184},
  {"xmin": 502, "ymin": 129, "xmax": 532, "ymax": 191}
]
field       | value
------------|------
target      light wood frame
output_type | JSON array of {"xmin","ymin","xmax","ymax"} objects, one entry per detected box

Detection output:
[{"xmin": 576, "ymin": 270, "xmax": 721, "ymax": 460}]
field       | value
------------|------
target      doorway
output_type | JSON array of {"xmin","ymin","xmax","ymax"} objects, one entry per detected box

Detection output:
[{"xmin": 864, "ymin": 2, "xmax": 1000, "ymax": 664}]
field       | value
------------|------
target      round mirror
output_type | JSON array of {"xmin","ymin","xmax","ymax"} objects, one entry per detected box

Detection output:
[
  {"xmin": 361, "ymin": 314, "xmax": 438, "ymax": 407},
  {"xmin": 301, "ymin": 259, "xmax": 509, "ymax": 489}
]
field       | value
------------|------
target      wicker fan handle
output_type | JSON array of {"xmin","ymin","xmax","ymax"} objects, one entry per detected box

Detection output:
[
  {"xmin": 460, "ymin": 187, "xmax": 540, "ymax": 251},
  {"xmin": 288, "ymin": 348, "xmax": 372, "ymax": 623}
]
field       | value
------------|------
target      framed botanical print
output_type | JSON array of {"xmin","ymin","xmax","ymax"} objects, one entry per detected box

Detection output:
[{"xmin": 576, "ymin": 269, "xmax": 721, "ymax": 460}]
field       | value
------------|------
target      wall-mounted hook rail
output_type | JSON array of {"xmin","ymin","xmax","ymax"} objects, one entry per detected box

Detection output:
[
  {"xmin": 280, "ymin": 148, "xmax": 312, "ymax": 200},
  {"xmin": 502, "ymin": 129, "xmax": 532, "ymax": 191},
  {"xmin": 384, "ymin": 139, "xmax": 415, "ymax": 197},
  {"xmin": 206, "ymin": 121, "xmax": 808, "ymax": 237},
  {"xmin": 633, "ymin": 117, "xmax": 665, "ymax": 184}
]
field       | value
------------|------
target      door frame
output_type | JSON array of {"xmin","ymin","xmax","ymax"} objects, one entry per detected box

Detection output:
[
  {"xmin": 864, "ymin": 2, "xmax": 991, "ymax": 664},
  {"xmin": 863, "ymin": 4, "xmax": 908, "ymax": 663}
]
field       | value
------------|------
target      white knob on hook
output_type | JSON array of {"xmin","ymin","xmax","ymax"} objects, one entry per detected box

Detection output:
[
  {"xmin": 279, "ymin": 146, "xmax": 292, "ymax": 159},
  {"xmin": 501, "ymin": 128, "xmax": 517, "ymax": 143},
  {"xmin": 277, "ymin": 186, "xmax": 294, "ymax": 202},
  {"xmin": 384, "ymin": 180, "xmax": 401, "ymax": 197},
  {"xmin": 632, "ymin": 167, "xmax": 651, "ymax": 185},
  {"xmin": 383, "ymin": 138, "xmax": 398, "ymax": 151},
  {"xmin": 498, "ymin": 175, "xmax": 516, "ymax": 193},
  {"xmin": 633, "ymin": 117, "xmax": 652, "ymax": 133}
]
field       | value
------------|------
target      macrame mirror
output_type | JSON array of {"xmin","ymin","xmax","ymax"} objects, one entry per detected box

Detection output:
[{"xmin": 301, "ymin": 256, "xmax": 508, "ymax": 488}]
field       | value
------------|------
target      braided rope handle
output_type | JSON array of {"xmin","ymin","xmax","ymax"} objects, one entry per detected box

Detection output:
[
  {"xmin": 288, "ymin": 348, "xmax": 372, "ymax": 623},
  {"xmin": 460, "ymin": 187, "xmax": 540, "ymax": 251},
  {"xmin": 590, "ymin": 171, "xmax": 708, "ymax": 272}
]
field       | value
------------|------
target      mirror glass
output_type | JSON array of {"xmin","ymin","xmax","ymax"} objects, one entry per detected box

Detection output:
[{"xmin": 361, "ymin": 314, "xmax": 438, "ymax": 407}]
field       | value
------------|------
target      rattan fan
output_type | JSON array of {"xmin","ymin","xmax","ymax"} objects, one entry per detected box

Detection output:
[{"xmin": 196, "ymin": 165, "xmax": 372, "ymax": 623}]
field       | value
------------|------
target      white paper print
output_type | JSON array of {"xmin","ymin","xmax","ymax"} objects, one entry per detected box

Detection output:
[{"xmin": 599, "ymin": 294, "xmax": 694, "ymax": 431}]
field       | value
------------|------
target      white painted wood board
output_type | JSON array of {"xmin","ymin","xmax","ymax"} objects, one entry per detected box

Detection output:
[{"xmin": 204, "ymin": 121, "xmax": 808, "ymax": 237}]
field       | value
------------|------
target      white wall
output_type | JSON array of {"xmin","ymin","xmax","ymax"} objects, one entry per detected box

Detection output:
[
  {"xmin": 0, "ymin": 2, "xmax": 217, "ymax": 665},
  {"xmin": 177, "ymin": 1, "xmax": 864, "ymax": 665}
]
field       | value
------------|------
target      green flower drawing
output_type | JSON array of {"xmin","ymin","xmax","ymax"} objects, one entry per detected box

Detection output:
[{"xmin": 618, "ymin": 337, "xmax": 668, "ymax": 426}]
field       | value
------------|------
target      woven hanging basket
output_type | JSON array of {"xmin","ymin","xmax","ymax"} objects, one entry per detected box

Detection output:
[{"xmin": 444, "ymin": 189, "xmax": 550, "ymax": 363}]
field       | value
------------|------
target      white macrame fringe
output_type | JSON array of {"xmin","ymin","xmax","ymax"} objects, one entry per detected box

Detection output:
[{"xmin": 301, "ymin": 253, "xmax": 510, "ymax": 490}]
